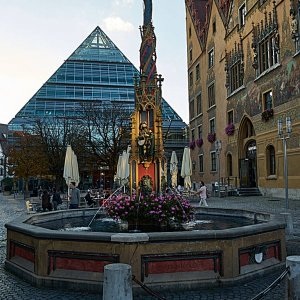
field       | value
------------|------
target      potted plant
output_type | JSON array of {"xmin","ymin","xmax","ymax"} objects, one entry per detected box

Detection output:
[
  {"xmin": 225, "ymin": 123, "xmax": 235, "ymax": 136},
  {"xmin": 189, "ymin": 140, "xmax": 196, "ymax": 150},
  {"xmin": 207, "ymin": 132, "xmax": 216, "ymax": 143},
  {"xmin": 261, "ymin": 108, "xmax": 274, "ymax": 122},
  {"xmin": 196, "ymin": 138, "xmax": 203, "ymax": 147}
]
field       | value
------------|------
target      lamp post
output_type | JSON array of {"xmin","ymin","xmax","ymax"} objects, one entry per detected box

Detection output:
[
  {"xmin": 215, "ymin": 139, "xmax": 222, "ymax": 197},
  {"xmin": 278, "ymin": 117, "xmax": 292, "ymax": 210}
]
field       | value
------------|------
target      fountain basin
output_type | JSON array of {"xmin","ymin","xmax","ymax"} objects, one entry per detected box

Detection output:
[{"xmin": 5, "ymin": 207, "xmax": 286, "ymax": 293}]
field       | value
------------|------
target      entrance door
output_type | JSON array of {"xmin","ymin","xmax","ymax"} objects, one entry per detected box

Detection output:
[
  {"xmin": 239, "ymin": 141, "xmax": 257, "ymax": 188},
  {"xmin": 239, "ymin": 159, "xmax": 249, "ymax": 187}
]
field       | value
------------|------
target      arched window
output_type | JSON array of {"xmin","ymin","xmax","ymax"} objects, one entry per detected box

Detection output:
[
  {"xmin": 227, "ymin": 154, "xmax": 233, "ymax": 177},
  {"xmin": 266, "ymin": 145, "xmax": 276, "ymax": 175}
]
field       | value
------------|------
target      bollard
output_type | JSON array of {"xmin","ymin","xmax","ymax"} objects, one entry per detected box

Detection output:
[
  {"xmin": 103, "ymin": 263, "xmax": 133, "ymax": 300},
  {"xmin": 286, "ymin": 256, "xmax": 300, "ymax": 300},
  {"xmin": 280, "ymin": 212, "xmax": 294, "ymax": 236}
]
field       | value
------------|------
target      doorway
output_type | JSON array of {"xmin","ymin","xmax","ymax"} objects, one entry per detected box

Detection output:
[
  {"xmin": 237, "ymin": 117, "xmax": 257, "ymax": 188},
  {"xmin": 239, "ymin": 140, "xmax": 257, "ymax": 188}
]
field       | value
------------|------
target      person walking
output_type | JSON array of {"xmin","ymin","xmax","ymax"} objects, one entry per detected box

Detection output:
[
  {"xmin": 69, "ymin": 182, "xmax": 80, "ymax": 209},
  {"xmin": 197, "ymin": 181, "xmax": 208, "ymax": 207},
  {"xmin": 41, "ymin": 189, "xmax": 52, "ymax": 212},
  {"xmin": 84, "ymin": 189, "xmax": 96, "ymax": 207},
  {"xmin": 52, "ymin": 187, "xmax": 62, "ymax": 211}
]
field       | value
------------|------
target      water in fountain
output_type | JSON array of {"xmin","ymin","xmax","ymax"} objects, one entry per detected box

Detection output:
[{"xmin": 88, "ymin": 185, "xmax": 124, "ymax": 227}]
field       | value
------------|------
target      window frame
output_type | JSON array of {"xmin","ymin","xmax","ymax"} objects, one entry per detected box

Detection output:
[
  {"xmin": 266, "ymin": 145, "xmax": 276, "ymax": 176},
  {"xmin": 208, "ymin": 48, "xmax": 214, "ymax": 69},
  {"xmin": 209, "ymin": 117, "xmax": 215, "ymax": 134},
  {"xmin": 262, "ymin": 90, "xmax": 273, "ymax": 111},
  {"xmin": 196, "ymin": 93, "xmax": 202, "ymax": 115},
  {"xmin": 208, "ymin": 83, "xmax": 215, "ymax": 108},
  {"xmin": 195, "ymin": 63, "xmax": 200, "ymax": 81},
  {"xmin": 229, "ymin": 60, "xmax": 243, "ymax": 93},
  {"xmin": 258, "ymin": 33, "xmax": 279, "ymax": 74},
  {"xmin": 227, "ymin": 153, "xmax": 233, "ymax": 177},
  {"xmin": 227, "ymin": 110, "xmax": 234, "ymax": 124},
  {"xmin": 189, "ymin": 71, "xmax": 193, "ymax": 87},
  {"xmin": 199, "ymin": 154, "xmax": 204, "ymax": 173},
  {"xmin": 210, "ymin": 151, "xmax": 217, "ymax": 172},
  {"xmin": 239, "ymin": 3, "xmax": 246, "ymax": 28},
  {"xmin": 197, "ymin": 124, "xmax": 202, "ymax": 139},
  {"xmin": 189, "ymin": 98, "xmax": 195, "ymax": 119}
]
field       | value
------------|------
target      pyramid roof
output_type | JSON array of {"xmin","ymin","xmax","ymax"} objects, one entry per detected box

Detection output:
[{"xmin": 9, "ymin": 26, "xmax": 185, "ymax": 131}]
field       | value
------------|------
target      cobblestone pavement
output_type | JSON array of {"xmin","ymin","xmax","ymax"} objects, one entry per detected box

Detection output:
[{"xmin": 1, "ymin": 193, "xmax": 299, "ymax": 300}]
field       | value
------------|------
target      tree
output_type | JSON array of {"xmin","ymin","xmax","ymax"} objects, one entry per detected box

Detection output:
[
  {"xmin": 31, "ymin": 117, "xmax": 88, "ymax": 188},
  {"xmin": 81, "ymin": 102, "xmax": 131, "ymax": 177},
  {"xmin": 7, "ymin": 133, "xmax": 49, "ymax": 195}
]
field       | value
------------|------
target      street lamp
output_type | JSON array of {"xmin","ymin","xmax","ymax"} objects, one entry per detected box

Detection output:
[
  {"xmin": 215, "ymin": 139, "xmax": 222, "ymax": 197},
  {"xmin": 278, "ymin": 117, "xmax": 292, "ymax": 210}
]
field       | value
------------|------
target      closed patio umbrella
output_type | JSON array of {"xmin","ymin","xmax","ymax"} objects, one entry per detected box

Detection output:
[
  {"xmin": 170, "ymin": 151, "xmax": 178, "ymax": 188},
  {"xmin": 115, "ymin": 153, "xmax": 123, "ymax": 185},
  {"xmin": 181, "ymin": 147, "xmax": 192, "ymax": 190},
  {"xmin": 120, "ymin": 146, "xmax": 130, "ymax": 185},
  {"xmin": 63, "ymin": 145, "xmax": 80, "ymax": 200}
]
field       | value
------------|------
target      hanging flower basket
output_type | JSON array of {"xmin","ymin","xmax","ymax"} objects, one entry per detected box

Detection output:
[
  {"xmin": 207, "ymin": 133, "xmax": 216, "ymax": 143},
  {"xmin": 261, "ymin": 108, "xmax": 274, "ymax": 122},
  {"xmin": 196, "ymin": 138, "xmax": 203, "ymax": 147},
  {"xmin": 189, "ymin": 140, "xmax": 196, "ymax": 150},
  {"xmin": 225, "ymin": 123, "xmax": 235, "ymax": 136}
]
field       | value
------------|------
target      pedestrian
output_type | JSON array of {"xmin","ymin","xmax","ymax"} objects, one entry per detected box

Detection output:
[
  {"xmin": 69, "ymin": 182, "xmax": 80, "ymax": 209},
  {"xmin": 196, "ymin": 181, "xmax": 208, "ymax": 207},
  {"xmin": 84, "ymin": 189, "xmax": 96, "ymax": 207},
  {"xmin": 52, "ymin": 187, "xmax": 62, "ymax": 211},
  {"xmin": 38, "ymin": 186, "xmax": 43, "ymax": 200},
  {"xmin": 41, "ymin": 189, "xmax": 52, "ymax": 212},
  {"xmin": 177, "ymin": 184, "xmax": 183, "ymax": 194}
]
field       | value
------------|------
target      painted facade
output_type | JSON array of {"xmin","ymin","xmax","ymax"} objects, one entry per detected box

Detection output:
[
  {"xmin": 0, "ymin": 124, "xmax": 8, "ymax": 185},
  {"xmin": 186, "ymin": 0, "xmax": 300, "ymax": 199}
]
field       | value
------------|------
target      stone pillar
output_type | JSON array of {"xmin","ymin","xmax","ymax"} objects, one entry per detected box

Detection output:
[
  {"xmin": 103, "ymin": 263, "xmax": 133, "ymax": 300},
  {"xmin": 286, "ymin": 256, "xmax": 300, "ymax": 300},
  {"xmin": 280, "ymin": 212, "xmax": 294, "ymax": 236}
]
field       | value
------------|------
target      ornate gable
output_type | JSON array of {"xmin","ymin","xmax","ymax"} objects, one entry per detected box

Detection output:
[
  {"xmin": 214, "ymin": 0, "xmax": 233, "ymax": 26},
  {"xmin": 186, "ymin": 0, "xmax": 213, "ymax": 50}
]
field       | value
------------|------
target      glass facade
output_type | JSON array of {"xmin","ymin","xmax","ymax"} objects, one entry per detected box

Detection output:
[{"xmin": 8, "ymin": 27, "xmax": 185, "ymax": 136}]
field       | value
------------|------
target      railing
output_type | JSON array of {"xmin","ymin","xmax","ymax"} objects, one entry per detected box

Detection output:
[
  {"xmin": 132, "ymin": 266, "xmax": 290, "ymax": 300},
  {"xmin": 250, "ymin": 266, "xmax": 289, "ymax": 300}
]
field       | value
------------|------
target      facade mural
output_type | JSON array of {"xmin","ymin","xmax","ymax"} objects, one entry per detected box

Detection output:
[{"xmin": 186, "ymin": 0, "xmax": 300, "ymax": 199}]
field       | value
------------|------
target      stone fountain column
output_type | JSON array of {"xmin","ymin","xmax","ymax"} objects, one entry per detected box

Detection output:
[{"xmin": 130, "ymin": 0, "xmax": 165, "ymax": 195}]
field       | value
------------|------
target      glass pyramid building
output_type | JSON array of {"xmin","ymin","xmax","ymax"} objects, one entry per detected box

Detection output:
[{"xmin": 8, "ymin": 27, "xmax": 187, "ymax": 152}]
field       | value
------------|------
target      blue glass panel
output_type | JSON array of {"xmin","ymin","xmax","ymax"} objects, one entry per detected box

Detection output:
[{"xmin": 9, "ymin": 26, "xmax": 186, "ymax": 137}]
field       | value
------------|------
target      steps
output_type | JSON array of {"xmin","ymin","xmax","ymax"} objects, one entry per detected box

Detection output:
[{"xmin": 237, "ymin": 187, "xmax": 262, "ymax": 197}]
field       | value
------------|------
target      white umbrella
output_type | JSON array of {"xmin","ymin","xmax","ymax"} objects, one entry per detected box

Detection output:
[
  {"xmin": 116, "ymin": 153, "xmax": 123, "ymax": 180},
  {"xmin": 181, "ymin": 147, "xmax": 192, "ymax": 190},
  {"xmin": 63, "ymin": 145, "xmax": 80, "ymax": 188},
  {"xmin": 120, "ymin": 146, "xmax": 130, "ymax": 186},
  {"xmin": 170, "ymin": 151, "xmax": 178, "ymax": 188}
]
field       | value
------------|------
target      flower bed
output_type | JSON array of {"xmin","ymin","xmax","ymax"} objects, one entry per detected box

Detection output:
[{"xmin": 105, "ymin": 193, "xmax": 194, "ymax": 224}]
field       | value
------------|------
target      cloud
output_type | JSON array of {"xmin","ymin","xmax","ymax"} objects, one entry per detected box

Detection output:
[
  {"xmin": 102, "ymin": 16, "xmax": 134, "ymax": 32},
  {"xmin": 113, "ymin": 0, "xmax": 135, "ymax": 6}
]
